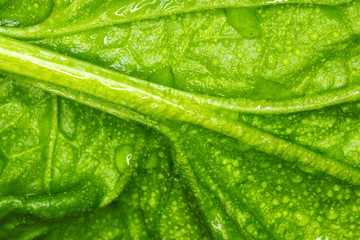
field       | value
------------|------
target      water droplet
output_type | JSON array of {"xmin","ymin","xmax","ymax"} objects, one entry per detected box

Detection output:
[
  {"xmin": 293, "ymin": 211, "xmax": 310, "ymax": 226},
  {"xmin": 272, "ymin": 199, "xmax": 280, "ymax": 206},
  {"xmin": 332, "ymin": 32, "xmax": 339, "ymax": 38},
  {"xmin": 144, "ymin": 152, "xmax": 160, "ymax": 169},
  {"xmin": 274, "ymin": 41, "xmax": 284, "ymax": 53},
  {"xmin": 282, "ymin": 196, "xmax": 290, "ymax": 204},
  {"xmin": 353, "ymin": 186, "xmax": 360, "ymax": 197},
  {"xmin": 259, "ymin": 161, "xmax": 270, "ymax": 168},
  {"xmin": 265, "ymin": 51, "xmax": 277, "ymax": 70},
  {"xmin": 211, "ymin": 58, "xmax": 220, "ymax": 66},
  {"xmin": 294, "ymin": 48, "xmax": 301, "ymax": 56},
  {"xmin": 291, "ymin": 174, "xmax": 303, "ymax": 183},
  {"xmin": 282, "ymin": 58, "xmax": 290, "ymax": 65},
  {"xmin": 324, "ymin": 61, "xmax": 332, "ymax": 68},
  {"xmin": 225, "ymin": 8, "xmax": 262, "ymax": 39},
  {"xmin": 325, "ymin": 207, "xmax": 339, "ymax": 220},
  {"xmin": 310, "ymin": 32, "xmax": 319, "ymax": 41},
  {"xmin": 114, "ymin": 145, "xmax": 134, "ymax": 173},
  {"xmin": 148, "ymin": 66, "xmax": 174, "ymax": 87},
  {"xmin": 333, "ymin": 184, "xmax": 341, "ymax": 191},
  {"xmin": 327, "ymin": 190, "xmax": 334, "ymax": 197},
  {"xmin": 285, "ymin": 39, "xmax": 293, "ymax": 46},
  {"xmin": 161, "ymin": 48, "xmax": 168, "ymax": 55},
  {"xmin": 222, "ymin": 158, "xmax": 229, "ymax": 165},
  {"xmin": 236, "ymin": 52, "xmax": 244, "ymax": 59}
]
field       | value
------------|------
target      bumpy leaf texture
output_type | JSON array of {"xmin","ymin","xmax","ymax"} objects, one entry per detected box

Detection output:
[{"xmin": 0, "ymin": 0, "xmax": 360, "ymax": 239}]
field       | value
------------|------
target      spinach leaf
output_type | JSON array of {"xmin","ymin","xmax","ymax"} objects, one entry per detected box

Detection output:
[
  {"xmin": 166, "ymin": 123, "xmax": 360, "ymax": 239},
  {"xmin": 0, "ymin": 126, "xmax": 210, "ymax": 240},
  {"xmin": 1, "ymin": 0, "xmax": 360, "ymax": 239},
  {"xmin": 1, "ymin": 35, "xmax": 359, "ymax": 184},
  {"xmin": 0, "ymin": 77, "xmax": 148, "ymax": 219}
]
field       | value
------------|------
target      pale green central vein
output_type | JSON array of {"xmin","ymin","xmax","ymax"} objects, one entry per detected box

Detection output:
[
  {"xmin": 1, "ymin": 35, "xmax": 360, "ymax": 185},
  {"xmin": 0, "ymin": 35, "xmax": 359, "ymax": 116}
]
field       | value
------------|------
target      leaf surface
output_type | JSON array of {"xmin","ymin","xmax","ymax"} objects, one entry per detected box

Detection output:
[{"xmin": 1, "ymin": 0, "xmax": 360, "ymax": 239}]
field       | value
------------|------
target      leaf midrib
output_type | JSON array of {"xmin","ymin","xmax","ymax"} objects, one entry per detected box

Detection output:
[{"xmin": 1, "ymin": 35, "xmax": 360, "ymax": 185}]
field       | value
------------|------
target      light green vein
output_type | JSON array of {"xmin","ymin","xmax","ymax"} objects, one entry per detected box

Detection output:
[{"xmin": 1, "ymin": 35, "xmax": 360, "ymax": 185}]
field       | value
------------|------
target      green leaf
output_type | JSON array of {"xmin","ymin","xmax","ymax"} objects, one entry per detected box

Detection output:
[
  {"xmin": 0, "ymin": 0, "xmax": 351, "ymax": 38},
  {"xmin": 0, "ymin": 0, "xmax": 360, "ymax": 239},
  {"xmin": 0, "ymin": 77, "xmax": 147, "ymax": 218},
  {"xmin": 1, "ymin": 35, "xmax": 359, "ymax": 185},
  {"xmin": 0, "ymin": 0, "xmax": 53, "ymax": 28},
  {"xmin": 167, "ymin": 123, "xmax": 360, "ymax": 239},
  {"xmin": 0, "ymin": 125, "xmax": 210, "ymax": 240}
]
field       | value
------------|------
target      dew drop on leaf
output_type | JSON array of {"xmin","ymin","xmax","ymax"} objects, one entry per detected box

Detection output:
[
  {"xmin": 211, "ymin": 58, "xmax": 220, "ymax": 66},
  {"xmin": 265, "ymin": 51, "xmax": 277, "ymax": 70},
  {"xmin": 310, "ymin": 32, "xmax": 319, "ymax": 41},
  {"xmin": 148, "ymin": 66, "xmax": 174, "ymax": 87},
  {"xmin": 332, "ymin": 31, "xmax": 339, "ymax": 38},
  {"xmin": 293, "ymin": 211, "xmax": 310, "ymax": 227},
  {"xmin": 290, "ymin": 173, "xmax": 303, "ymax": 183},
  {"xmin": 236, "ymin": 52, "xmax": 244, "ymax": 59},
  {"xmin": 325, "ymin": 207, "xmax": 339, "ymax": 220},
  {"xmin": 294, "ymin": 48, "xmax": 302, "ymax": 56},
  {"xmin": 282, "ymin": 58, "xmax": 290, "ymax": 65},
  {"xmin": 114, "ymin": 144, "xmax": 134, "ymax": 173},
  {"xmin": 274, "ymin": 41, "xmax": 284, "ymax": 53},
  {"xmin": 282, "ymin": 196, "xmax": 290, "ymax": 204},
  {"xmin": 143, "ymin": 152, "xmax": 160, "ymax": 169},
  {"xmin": 353, "ymin": 186, "xmax": 360, "ymax": 197},
  {"xmin": 259, "ymin": 161, "xmax": 270, "ymax": 168}
]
